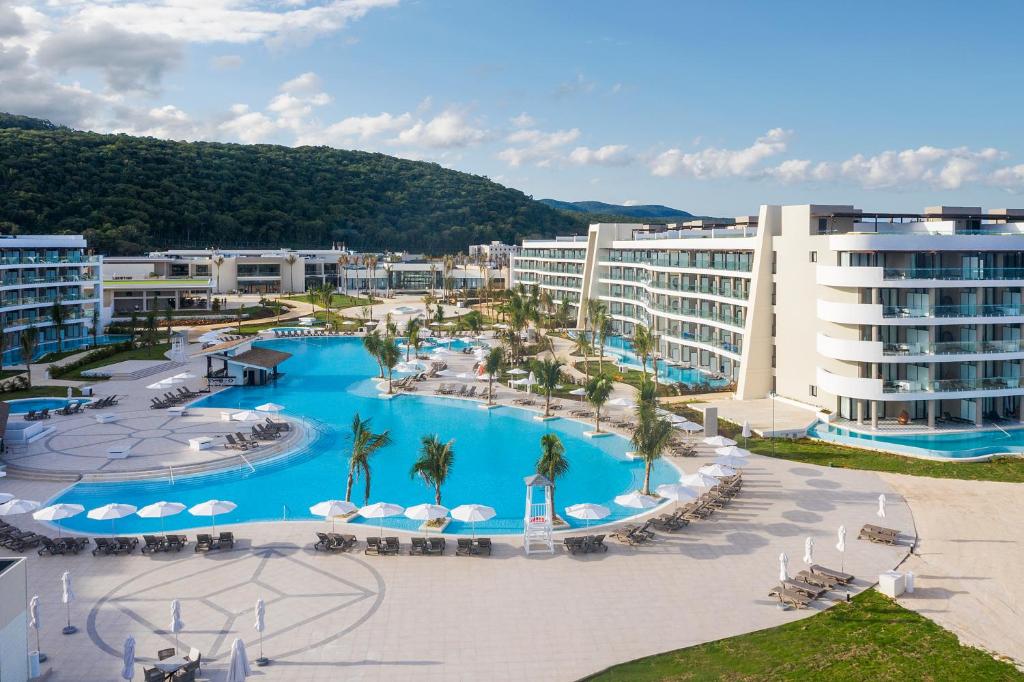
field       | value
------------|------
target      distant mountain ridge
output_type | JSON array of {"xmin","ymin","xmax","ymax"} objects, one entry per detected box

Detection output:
[{"xmin": 539, "ymin": 199, "xmax": 694, "ymax": 220}]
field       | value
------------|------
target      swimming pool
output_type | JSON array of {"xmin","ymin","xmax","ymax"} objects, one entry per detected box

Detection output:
[
  {"xmin": 50, "ymin": 337, "xmax": 677, "ymax": 535},
  {"xmin": 4, "ymin": 397, "xmax": 88, "ymax": 414},
  {"xmin": 810, "ymin": 422, "xmax": 1024, "ymax": 460},
  {"xmin": 584, "ymin": 334, "xmax": 731, "ymax": 388},
  {"xmin": 1, "ymin": 334, "xmax": 129, "ymax": 366}
]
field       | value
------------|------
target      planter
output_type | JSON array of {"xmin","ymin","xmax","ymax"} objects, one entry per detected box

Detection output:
[
  {"xmin": 533, "ymin": 415, "xmax": 559, "ymax": 422},
  {"xmin": 583, "ymin": 431, "xmax": 612, "ymax": 438},
  {"xmin": 418, "ymin": 518, "xmax": 451, "ymax": 533},
  {"xmin": 478, "ymin": 403, "xmax": 500, "ymax": 410}
]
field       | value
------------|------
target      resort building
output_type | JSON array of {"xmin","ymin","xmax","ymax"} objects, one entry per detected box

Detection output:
[
  {"xmin": 101, "ymin": 256, "xmax": 214, "ymax": 317},
  {"xmin": 468, "ymin": 241, "xmax": 521, "ymax": 266},
  {"xmin": 0, "ymin": 235, "xmax": 102, "ymax": 365},
  {"xmin": 512, "ymin": 204, "xmax": 1024, "ymax": 431}
]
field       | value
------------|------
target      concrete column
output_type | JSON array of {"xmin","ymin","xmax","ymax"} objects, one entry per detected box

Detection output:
[
  {"xmin": 1018, "ymin": 396, "xmax": 1024, "ymax": 423},
  {"xmin": 975, "ymin": 400, "xmax": 983, "ymax": 427},
  {"xmin": 927, "ymin": 399, "xmax": 936, "ymax": 428},
  {"xmin": 859, "ymin": 399, "xmax": 867, "ymax": 426},
  {"xmin": 870, "ymin": 400, "xmax": 878, "ymax": 430}
]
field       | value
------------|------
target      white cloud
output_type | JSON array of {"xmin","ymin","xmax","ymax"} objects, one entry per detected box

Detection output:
[
  {"xmin": 498, "ymin": 127, "xmax": 580, "ymax": 167},
  {"xmin": 510, "ymin": 112, "xmax": 534, "ymax": 128},
  {"xmin": 218, "ymin": 103, "xmax": 277, "ymax": 144},
  {"xmin": 651, "ymin": 128, "xmax": 791, "ymax": 178},
  {"xmin": 394, "ymin": 109, "xmax": 487, "ymax": 149},
  {"xmin": 211, "ymin": 54, "xmax": 243, "ymax": 70},
  {"xmin": 836, "ymin": 146, "xmax": 1004, "ymax": 190},
  {"xmin": 301, "ymin": 111, "xmax": 413, "ymax": 146},
  {"xmin": 567, "ymin": 144, "xmax": 632, "ymax": 167},
  {"xmin": 554, "ymin": 72, "xmax": 595, "ymax": 98}
]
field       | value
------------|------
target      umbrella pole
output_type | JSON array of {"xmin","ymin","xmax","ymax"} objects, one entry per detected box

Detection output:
[{"xmin": 36, "ymin": 626, "xmax": 45, "ymax": 662}]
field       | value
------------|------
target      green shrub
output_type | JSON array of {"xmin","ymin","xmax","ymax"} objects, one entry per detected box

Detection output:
[{"xmin": 49, "ymin": 342, "xmax": 133, "ymax": 379}]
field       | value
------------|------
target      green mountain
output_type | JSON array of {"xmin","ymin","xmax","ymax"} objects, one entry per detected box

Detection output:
[
  {"xmin": 539, "ymin": 199, "xmax": 694, "ymax": 220},
  {"xmin": 0, "ymin": 112, "xmax": 586, "ymax": 255}
]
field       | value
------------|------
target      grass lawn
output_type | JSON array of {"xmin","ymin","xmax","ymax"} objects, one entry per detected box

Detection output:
[
  {"xmin": 588, "ymin": 590, "xmax": 1021, "ymax": 681},
  {"xmin": 574, "ymin": 360, "xmax": 677, "ymax": 397},
  {"xmin": 0, "ymin": 369, "xmax": 26, "ymax": 380},
  {"xmin": 284, "ymin": 293, "xmax": 370, "ymax": 310},
  {"xmin": 1, "ymin": 385, "xmax": 83, "ymax": 401},
  {"xmin": 669, "ymin": 403, "xmax": 1024, "ymax": 483},
  {"xmin": 58, "ymin": 343, "xmax": 172, "ymax": 381}
]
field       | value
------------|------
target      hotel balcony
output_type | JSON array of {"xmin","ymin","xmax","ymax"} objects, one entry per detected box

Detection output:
[
  {"xmin": 816, "ymin": 333, "xmax": 1024, "ymax": 363},
  {"xmin": 816, "ymin": 367, "xmax": 1024, "ymax": 401},
  {"xmin": 817, "ymin": 265, "xmax": 1024, "ymax": 289},
  {"xmin": 816, "ymin": 300, "xmax": 1024, "ymax": 326}
]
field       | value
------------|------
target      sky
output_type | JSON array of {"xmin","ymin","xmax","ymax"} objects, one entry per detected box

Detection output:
[{"xmin": 1, "ymin": 0, "xmax": 1024, "ymax": 216}]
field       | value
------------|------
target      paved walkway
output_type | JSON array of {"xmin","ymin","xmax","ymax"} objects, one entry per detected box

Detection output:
[
  {"xmin": 695, "ymin": 397, "xmax": 820, "ymax": 437},
  {"xmin": 882, "ymin": 474, "xmax": 1024, "ymax": 668}
]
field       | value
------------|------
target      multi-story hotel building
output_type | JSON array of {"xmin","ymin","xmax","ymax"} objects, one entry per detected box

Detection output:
[
  {"xmin": 0, "ymin": 235, "xmax": 102, "ymax": 365},
  {"xmin": 512, "ymin": 204, "xmax": 1024, "ymax": 431}
]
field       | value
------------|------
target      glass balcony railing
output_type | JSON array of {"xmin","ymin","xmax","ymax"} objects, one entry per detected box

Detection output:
[
  {"xmin": 882, "ymin": 339, "xmax": 1024, "ymax": 356},
  {"xmin": 0, "ymin": 254, "xmax": 99, "ymax": 265},
  {"xmin": 883, "ymin": 375, "xmax": 1021, "ymax": 393},
  {"xmin": 882, "ymin": 303, "xmax": 1022, "ymax": 319},
  {"xmin": 883, "ymin": 267, "xmax": 1024, "ymax": 281}
]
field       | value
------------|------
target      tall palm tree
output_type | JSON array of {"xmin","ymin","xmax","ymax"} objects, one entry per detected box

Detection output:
[
  {"xmin": 365, "ymin": 255, "xmax": 379, "ymax": 318},
  {"xmin": 91, "ymin": 305, "xmax": 100, "ymax": 347},
  {"xmin": 532, "ymin": 358, "xmax": 563, "ymax": 417},
  {"xmin": 379, "ymin": 337, "xmax": 401, "ymax": 394},
  {"xmin": 212, "ymin": 255, "xmax": 225, "ymax": 293},
  {"xmin": 631, "ymin": 399, "xmax": 674, "ymax": 495},
  {"xmin": 422, "ymin": 292, "xmax": 434, "ymax": 322},
  {"xmin": 345, "ymin": 413, "xmax": 393, "ymax": 504},
  {"xmin": 337, "ymin": 254, "xmax": 349, "ymax": 293},
  {"xmin": 164, "ymin": 302, "xmax": 174, "ymax": 340},
  {"xmin": 362, "ymin": 330, "xmax": 385, "ymax": 377},
  {"xmin": 404, "ymin": 318, "xmax": 421, "ymax": 361},
  {"xmin": 483, "ymin": 346, "xmax": 505, "ymax": 406},
  {"xmin": 19, "ymin": 326, "xmax": 38, "ymax": 388},
  {"xmin": 284, "ymin": 253, "xmax": 299, "ymax": 293},
  {"xmin": 50, "ymin": 296, "xmax": 65, "ymax": 353},
  {"xmin": 536, "ymin": 433, "xmax": 569, "ymax": 518},
  {"xmin": 410, "ymin": 434, "xmax": 455, "ymax": 506},
  {"xmin": 592, "ymin": 304, "xmax": 609, "ymax": 373},
  {"xmin": 631, "ymin": 324, "xmax": 654, "ymax": 377},
  {"xmin": 585, "ymin": 374, "xmax": 613, "ymax": 433},
  {"xmin": 573, "ymin": 334, "xmax": 593, "ymax": 381}
]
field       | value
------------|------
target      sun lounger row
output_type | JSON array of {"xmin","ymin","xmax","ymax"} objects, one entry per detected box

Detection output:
[
  {"xmin": 0, "ymin": 521, "xmax": 48, "ymax": 551},
  {"xmin": 55, "ymin": 401, "xmax": 83, "ymax": 416},
  {"xmin": 769, "ymin": 564, "xmax": 855, "ymax": 608},
  {"xmin": 609, "ymin": 475, "xmax": 744, "ymax": 546},
  {"xmin": 358, "ymin": 535, "xmax": 492, "ymax": 556},
  {"xmin": 195, "ymin": 532, "xmax": 234, "ymax": 552},
  {"xmin": 23, "ymin": 408, "xmax": 50, "ymax": 421},
  {"xmin": 313, "ymin": 532, "xmax": 358, "ymax": 552},
  {"xmin": 141, "ymin": 534, "xmax": 189, "ymax": 553},
  {"xmin": 563, "ymin": 534, "xmax": 608, "ymax": 554},
  {"xmin": 150, "ymin": 387, "xmax": 202, "ymax": 409},
  {"xmin": 858, "ymin": 523, "xmax": 901, "ymax": 545},
  {"xmin": 85, "ymin": 395, "xmax": 119, "ymax": 410}
]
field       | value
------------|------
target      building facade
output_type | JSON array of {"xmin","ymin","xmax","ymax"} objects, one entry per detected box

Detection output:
[
  {"xmin": 102, "ymin": 256, "xmax": 214, "ymax": 317},
  {"xmin": 0, "ymin": 235, "xmax": 102, "ymax": 365},
  {"xmin": 512, "ymin": 204, "xmax": 1024, "ymax": 431},
  {"xmin": 468, "ymin": 241, "xmax": 521, "ymax": 266}
]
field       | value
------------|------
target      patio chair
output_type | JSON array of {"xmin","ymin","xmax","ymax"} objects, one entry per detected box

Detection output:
[
  {"xmin": 194, "ymin": 534, "xmax": 216, "ymax": 552},
  {"xmin": 328, "ymin": 533, "xmax": 357, "ymax": 551},
  {"xmin": 455, "ymin": 538, "xmax": 475, "ymax": 556},
  {"xmin": 235, "ymin": 433, "xmax": 260, "ymax": 448},
  {"xmin": 158, "ymin": 648, "xmax": 176, "ymax": 660},
  {"xmin": 37, "ymin": 409, "xmax": 50, "ymax": 419},
  {"xmin": 143, "ymin": 667, "xmax": 166, "ymax": 682},
  {"xmin": 383, "ymin": 537, "xmax": 400, "ymax": 554},
  {"xmin": 23, "ymin": 410, "xmax": 37, "ymax": 421},
  {"xmin": 266, "ymin": 417, "xmax": 290, "ymax": 432},
  {"xmin": 57, "ymin": 537, "xmax": 89, "ymax": 554},
  {"xmin": 218, "ymin": 532, "xmax": 235, "ymax": 549},
  {"xmin": 185, "ymin": 648, "xmax": 202, "ymax": 673},
  {"xmin": 38, "ymin": 537, "xmax": 68, "ymax": 556},
  {"xmin": 92, "ymin": 537, "xmax": 115, "ymax": 555},
  {"xmin": 365, "ymin": 536, "xmax": 390, "ymax": 555},
  {"xmin": 810, "ymin": 564, "xmax": 854, "ymax": 585},
  {"xmin": 9, "ymin": 533, "xmax": 43, "ymax": 551},
  {"xmin": 314, "ymin": 532, "xmax": 332, "ymax": 551},
  {"xmin": 474, "ymin": 538, "xmax": 492, "ymax": 555},
  {"xmin": 115, "ymin": 537, "xmax": 139, "ymax": 553}
]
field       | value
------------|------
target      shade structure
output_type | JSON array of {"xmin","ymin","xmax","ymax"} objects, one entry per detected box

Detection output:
[
  {"xmin": 698, "ymin": 463, "xmax": 736, "ymax": 478},
  {"xmin": 714, "ymin": 445, "xmax": 750, "ymax": 458},
  {"xmin": 564, "ymin": 503, "xmax": 610, "ymax": 529},
  {"xmin": 803, "ymin": 536, "xmax": 815, "ymax": 565},
  {"xmin": 742, "ymin": 421, "xmax": 752, "ymax": 439},
  {"xmin": 679, "ymin": 472, "xmax": 719, "ymax": 489},
  {"xmin": 404, "ymin": 503, "xmax": 449, "ymax": 522},
  {"xmin": 450, "ymin": 503, "xmax": 495, "ymax": 538},
  {"xmin": 146, "ymin": 378, "xmax": 178, "ymax": 390},
  {"xmin": 778, "ymin": 552, "xmax": 789, "ymax": 582},
  {"xmin": 358, "ymin": 502, "xmax": 404, "ymax": 538},
  {"xmin": 61, "ymin": 571, "xmax": 76, "ymax": 634},
  {"xmin": 33, "ymin": 503, "xmax": 84, "ymax": 537},
  {"xmin": 675, "ymin": 421, "xmax": 703, "ymax": 433},
  {"xmin": 172, "ymin": 372, "xmax": 198, "ymax": 380},
  {"xmin": 877, "ymin": 493, "xmax": 887, "ymax": 518},
  {"xmin": 654, "ymin": 483, "xmax": 700, "ymax": 503},
  {"xmin": 614, "ymin": 491, "xmax": 659, "ymax": 510},
  {"xmin": 606, "ymin": 397, "xmax": 635, "ymax": 408},
  {"xmin": 254, "ymin": 402, "xmax": 285, "ymax": 413},
  {"xmin": 0, "ymin": 493, "xmax": 13, "ymax": 505},
  {"xmin": 309, "ymin": 499, "xmax": 356, "ymax": 532},
  {"xmin": 714, "ymin": 455, "xmax": 748, "ymax": 469},
  {"xmin": 225, "ymin": 637, "xmax": 252, "ymax": 682},
  {"xmin": 136, "ymin": 501, "xmax": 185, "ymax": 534},
  {"xmin": 87, "ymin": 503, "xmax": 138, "ymax": 534},
  {"xmin": 702, "ymin": 435, "xmax": 737, "ymax": 448},
  {"xmin": 121, "ymin": 635, "xmax": 135, "ymax": 681},
  {"xmin": 0, "ymin": 499, "xmax": 41, "ymax": 516},
  {"xmin": 231, "ymin": 410, "xmax": 259, "ymax": 422},
  {"xmin": 188, "ymin": 499, "xmax": 237, "ymax": 535},
  {"xmin": 169, "ymin": 600, "xmax": 183, "ymax": 653},
  {"xmin": 254, "ymin": 598, "xmax": 268, "ymax": 666},
  {"xmin": 569, "ymin": 387, "xmax": 587, "ymax": 396}
]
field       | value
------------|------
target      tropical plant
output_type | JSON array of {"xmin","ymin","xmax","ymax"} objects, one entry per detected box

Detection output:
[
  {"xmin": 19, "ymin": 326, "xmax": 38, "ymax": 387},
  {"xmin": 379, "ymin": 337, "xmax": 401, "ymax": 394},
  {"xmin": 365, "ymin": 254, "xmax": 378, "ymax": 318},
  {"xmin": 573, "ymin": 334, "xmax": 593, "ymax": 381},
  {"xmin": 410, "ymin": 434, "xmax": 456, "ymax": 506},
  {"xmin": 50, "ymin": 296, "xmax": 65, "ymax": 353},
  {"xmin": 128, "ymin": 311, "xmax": 139, "ymax": 345},
  {"xmin": 592, "ymin": 303, "xmax": 609, "ymax": 372},
  {"xmin": 461, "ymin": 309, "xmax": 483, "ymax": 334},
  {"xmin": 404, "ymin": 317, "xmax": 421, "ymax": 361},
  {"xmin": 632, "ymin": 324, "xmax": 654, "ymax": 377},
  {"xmin": 631, "ymin": 399, "xmax": 674, "ymax": 495},
  {"xmin": 532, "ymin": 358, "xmax": 563, "ymax": 417},
  {"xmin": 144, "ymin": 311, "xmax": 157, "ymax": 347},
  {"xmin": 483, "ymin": 346, "xmax": 505, "ymax": 406},
  {"xmin": 337, "ymin": 254, "xmax": 349, "ymax": 293},
  {"xmin": 536, "ymin": 433, "xmax": 569, "ymax": 518},
  {"xmin": 362, "ymin": 330, "xmax": 384, "ymax": 377},
  {"xmin": 91, "ymin": 305, "xmax": 100, "ymax": 347},
  {"xmin": 212, "ymin": 255, "xmax": 225, "ymax": 292},
  {"xmin": 284, "ymin": 253, "xmax": 299, "ymax": 293},
  {"xmin": 345, "ymin": 413, "xmax": 393, "ymax": 504},
  {"xmin": 164, "ymin": 302, "xmax": 174, "ymax": 340},
  {"xmin": 555, "ymin": 299, "xmax": 570, "ymax": 329},
  {"xmin": 585, "ymin": 374, "xmax": 614, "ymax": 433}
]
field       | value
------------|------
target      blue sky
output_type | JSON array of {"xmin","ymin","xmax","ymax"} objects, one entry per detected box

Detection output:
[{"xmin": 2, "ymin": 0, "xmax": 1024, "ymax": 215}]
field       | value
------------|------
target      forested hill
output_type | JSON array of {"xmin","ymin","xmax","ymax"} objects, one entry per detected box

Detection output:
[{"xmin": 0, "ymin": 112, "xmax": 586, "ymax": 255}]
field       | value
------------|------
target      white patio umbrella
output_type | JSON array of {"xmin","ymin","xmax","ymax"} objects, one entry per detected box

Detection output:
[
  {"xmin": 507, "ymin": 368, "xmax": 527, "ymax": 375},
  {"xmin": 836, "ymin": 525, "xmax": 847, "ymax": 572},
  {"xmin": 61, "ymin": 571, "xmax": 76, "ymax": 634},
  {"xmin": 698, "ymin": 463, "xmax": 736, "ymax": 478},
  {"xmin": 714, "ymin": 445, "xmax": 750, "ymax": 458},
  {"xmin": 0, "ymin": 499, "xmax": 40, "ymax": 517},
  {"xmin": 87, "ymin": 503, "xmax": 137, "ymax": 534},
  {"xmin": 188, "ymin": 499, "xmax": 237, "ymax": 536},
  {"xmin": 450, "ymin": 503, "xmax": 495, "ymax": 539},
  {"xmin": 778, "ymin": 552, "xmax": 789, "ymax": 582},
  {"xmin": 230, "ymin": 410, "xmax": 259, "ymax": 422},
  {"xmin": 679, "ymin": 471, "xmax": 719, "ymax": 490},
  {"xmin": 33, "ymin": 503, "xmax": 84, "ymax": 538},
  {"xmin": 702, "ymin": 435, "xmax": 737, "ymax": 448},
  {"xmin": 169, "ymin": 600, "xmax": 183, "ymax": 654},
  {"xmin": 569, "ymin": 387, "xmax": 587, "ymax": 402},
  {"xmin": 225, "ymin": 637, "xmax": 252, "ymax": 682},
  {"xmin": 254, "ymin": 598, "xmax": 268, "ymax": 666},
  {"xmin": 405, "ymin": 503, "xmax": 449, "ymax": 538},
  {"xmin": 614, "ymin": 491, "xmax": 659, "ymax": 510},
  {"xmin": 146, "ymin": 378, "xmax": 180, "ymax": 390},
  {"xmin": 0, "ymin": 493, "xmax": 14, "ymax": 505},
  {"xmin": 654, "ymin": 483, "xmax": 700, "ymax": 504},
  {"xmin": 121, "ymin": 635, "xmax": 135, "ymax": 681},
  {"xmin": 803, "ymin": 536, "xmax": 815, "ymax": 565},
  {"xmin": 877, "ymin": 493, "xmax": 887, "ymax": 518},
  {"xmin": 172, "ymin": 372, "xmax": 198, "ymax": 380},
  {"xmin": 714, "ymin": 455, "xmax": 748, "ymax": 469},
  {"xmin": 358, "ymin": 502, "xmax": 404, "ymax": 539},
  {"xmin": 741, "ymin": 420, "xmax": 752, "ymax": 446},
  {"xmin": 564, "ymin": 503, "xmax": 610, "ymax": 529},
  {"xmin": 136, "ymin": 501, "xmax": 186, "ymax": 534},
  {"xmin": 254, "ymin": 402, "xmax": 285, "ymax": 413},
  {"xmin": 309, "ymin": 500, "xmax": 357, "ymax": 532},
  {"xmin": 606, "ymin": 397, "xmax": 635, "ymax": 408},
  {"xmin": 29, "ymin": 594, "xmax": 44, "ymax": 662}
]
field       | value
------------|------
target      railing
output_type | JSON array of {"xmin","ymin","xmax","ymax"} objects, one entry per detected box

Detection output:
[
  {"xmin": 883, "ymin": 266, "xmax": 1024, "ymax": 281},
  {"xmin": 883, "ymin": 375, "xmax": 1022, "ymax": 393},
  {"xmin": 882, "ymin": 303, "xmax": 1023, "ymax": 319},
  {"xmin": 0, "ymin": 255, "xmax": 100, "ymax": 265},
  {"xmin": 603, "ymin": 253, "xmax": 753, "ymax": 272},
  {"xmin": 882, "ymin": 339, "xmax": 1024, "ymax": 356}
]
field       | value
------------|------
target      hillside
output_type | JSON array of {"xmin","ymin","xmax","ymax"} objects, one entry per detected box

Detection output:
[
  {"xmin": 540, "ymin": 199, "xmax": 694, "ymax": 220},
  {"xmin": 0, "ymin": 113, "xmax": 586, "ymax": 255}
]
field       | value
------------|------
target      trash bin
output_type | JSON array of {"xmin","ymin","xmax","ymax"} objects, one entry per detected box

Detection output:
[
  {"xmin": 80, "ymin": 385, "xmax": 94, "ymax": 397},
  {"xmin": 29, "ymin": 650, "xmax": 41, "ymax": 677},
  {"xmin": 906, "ymin": 571, "xmax": 915, "ymax": 594},
  {"xmin": 878, "ymin": 570, "xmax": 906, "ymax": 598}
]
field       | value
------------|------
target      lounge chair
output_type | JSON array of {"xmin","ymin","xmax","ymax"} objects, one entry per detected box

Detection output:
[
  {"xmin": 584, "ymin": 534, "xmax": 608, "ymax": 553},
  {"xmin": 651, "ymin": 512, "xmax": 688, "ymax": 532},
  {"xmin": 796, "ymin": 570, "xmax": 839, "ymax": 589},
  {"xmin": 409, "ymin": 537, "xmax": 428, "ymax": 555},
  {"xmin": 194, "ymin": 534, "xmax": 216, "ymax": 552},
  {"xmin": 364, "ymin": 536, "xmax": 385, "ymax": 555},
  {"xmin": 165, "ymin": 535, "xmax": 188, "ymax": 551},
  {"xmin": 224, "ymin": 435, "xmax": 248, "ymax": 450},
  {"xmin": 92, "ymin": 537, "xmax": 115, "ymax": 555},
  {"xmin": 810, "ymin": 564, "xmax": 854, "ymax": 585},
  {"xmin": 328, "ymin": 533, "xmax": 356, "ymax": 551},
  {"xmin": 612, "ymin": 520, "xmax": 655, "ymax": 545},
  {"xmin": 474, "ymin": 538, "xmax": 492, "ymax": 555},
  {"xmin": 23, "ymin": 410, "xmax": 37, "ymax": 421},
  {"xmin": 427, "ymin": 537, "xmax": 445, "ymax": 555},
  {"xmin": 563, "ymin": 536, "xmax": 586, "ymax": 554},
  {"xmin": 218, "ymin": 532, "xmax": 235, "ymax": 549},
  {"xmin": 141, "ymin": 535, "xmax": 167, "ymax": 553},
  {"xmin": 455, "ymin": 538, "xmax": 475, "ymax": 556},
  {"xmin": 9, "ymin": 533, "xmax": 43, "ymax": 551},
  {"xmin": 235, "ymin": 433, "xmax": 260, "ymax": 448},
  {"xmin": 314, "ymin": 532, "xmax": 333, "ymax": 551},
  {"xmin": 858, "ymin": 528, "xmax": 898, "ymax": 545},
  {"xmin": 783, "ymin": 578, "xmax": 829, "ymax": 598},
  {"xmin": 37, "ymin": 408, "xmax": 50, "ymax": 419},
  {"xmin": 38, "ymin": 537, "xmax": 69, "ymax": 556},
  {"xmin": 115, "ymin": 537, "xmax": 138, "ymax": 553},
  {"xmin": 384, "ymin": 537, "xmax": 400, "ymax": 554},
  {"xmin": 769, "ymin": 585, "xmax": 812, "ymax": 609}
]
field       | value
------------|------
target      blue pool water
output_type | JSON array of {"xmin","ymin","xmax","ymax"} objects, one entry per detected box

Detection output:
[
  {"xmin": 1, "ymin": 334, "xmax": 129, "ymax": 366},
  {"xmin": 51, "ymin": 337, "xmax": 677, "ymax": 535},
  {"xmin": 5, "ymin": 397, "xmax": 87, "ymax": 414},
  {"xmin": 810, "ymin": 422, "xmax": 1024, "ymax": 459},
  {"xmin": 586, "ymin": 334, "xmax": 731, "ymax": 387}
]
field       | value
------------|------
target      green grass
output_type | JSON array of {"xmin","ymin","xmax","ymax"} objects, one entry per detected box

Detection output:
[
  {"xmin": 574, "ymin": 361, "xmax": 676, "ymax": 396},
  {"xmin": 668, "ymin": 403, "xmax": 1024, "ymax": 483},
  {"xmin": 284, "ymin": 293, "xmax": 370, "ymax": 309},
  {"xmin": 1, "ymin": 385, "xmax": 84, "ymax": 401},
  {"xmin": 59, "ymin": 343, "xmax": 172, "ymax": 381},
  {"xmin": 0, "ymin": 369, "xmax": 26, "ymax": 380},
  {"xmin": 588, "ymin": 590, "xmax": 1021, "ymax": 681}
]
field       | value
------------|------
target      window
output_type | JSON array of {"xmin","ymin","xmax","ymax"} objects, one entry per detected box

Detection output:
[
  {"xmin": 817, "ymin": 217, "xmax": 828, "ymax": 234},
  {"xmin": 809, "ymin": 385, "xmax": 817, "ymax": 397},
  {"xmin": 809, "ymin": 251, "xmax": 818, "ymax": 263}
]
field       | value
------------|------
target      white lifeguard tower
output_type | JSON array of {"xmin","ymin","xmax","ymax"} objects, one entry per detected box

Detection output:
[
  {"xmin": 523, "ymin": 474, "xmax": 554, "ymax": 555},
  {"xmin": 169, "ymin": 330, "xmax": 190, "ymax": 363}
]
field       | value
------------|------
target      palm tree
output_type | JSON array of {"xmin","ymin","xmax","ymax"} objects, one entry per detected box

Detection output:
[
  {"xmin": 212, "ymin": 255, "xmax": 225, "ymax": 292},
  {"xmin": 573, "ymin": 334, "xmax": 593, "ymax": 381},
  {"xmin": 365, "ymin": 255, "xmax": 379, "ymax": 318},
  {"xmin": 532, "ymin": 358, "xmax": 563, "ymax": 417},
  {"xmin": 50, "ymin": 296, "xmax": 65, "ymax": 353},
  {"xmin": 128, "ymin": 311, "xmax": 139, "ymax": 346},
  {"xmin": 410, "ymin": 434, "xmax": 455, "ymax": 506},
  {"xmin": 362, "ymin": 330, "xmax": 385, "ymax": 377},
  {"xmin": 585, "ymin": 374, "xmax": 613, "ymax": 433},
  {"xmin": 536, "ymin": 433, "xmax": 569, "ymax": 517},
  {"xmin": 19, "ymin": 326, "xmax": 38, "ymax": 388},
  {"xmin": 555, "ymin": 299, "xmax": 570, "ymax": 329},
  {"xmin": 316, "ymin": 284, "xmax": 333, "ymax": 327},
  {"xmin": 631, "ymin": 400, "xmax": 674, "ymax": 495},
  {"xmin": 379, "ymin": 337, "xmax": 401, "ymax": 394},
  {"xmin": 337, "ymin": 254, "xmax": 349, "ymax": 293},
  {"xmin": 91, "ymin": 305, "xmax": 100, "ymax": 348},
  {"xmin": 284, "ymin": 254, "xmax": 299, "ymax": 293},
  {"xmin": 593, "ymin": 304, "xmax": 609, "ymax": 373},
  {"xmin": 345, "ymin": 413, "xmax": 393, "ymax": 504},
  {"xmin": 483, "ymin": 346, "xmax": 505, "ymax": 406},
  {"xmin": 404, "ymin": 318, "xmax": 421, "ymax": 361},
  {"xmin": 164, "ymin": 302, "xmax": 174, "ymax": 340},
  {"xmin": 422, "ymin": 292, "xmax": 434, "ymax": 322},
  {"xmin": 632, "ymin": 324, "xmax": 654, "ymax": 377}
]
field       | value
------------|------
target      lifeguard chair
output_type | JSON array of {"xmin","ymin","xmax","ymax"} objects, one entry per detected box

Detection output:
[{"xmin": 523, "ymin": 474, "xmax": 554, "ymax": 555}]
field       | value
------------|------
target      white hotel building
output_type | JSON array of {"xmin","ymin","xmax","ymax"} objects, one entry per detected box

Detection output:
[{"xmin": 512, "ymin": 204, "xmax": 1024, "ymax": 431}]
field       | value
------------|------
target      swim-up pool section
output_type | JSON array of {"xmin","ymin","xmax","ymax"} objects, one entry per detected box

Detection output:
[
  {"xmin": 810, "ymin": 422, "xmax": 1024, "ymax": 460},
  {"xmin": 50, "ymin": 337, "xmax": 677, "ymax": 535}
]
